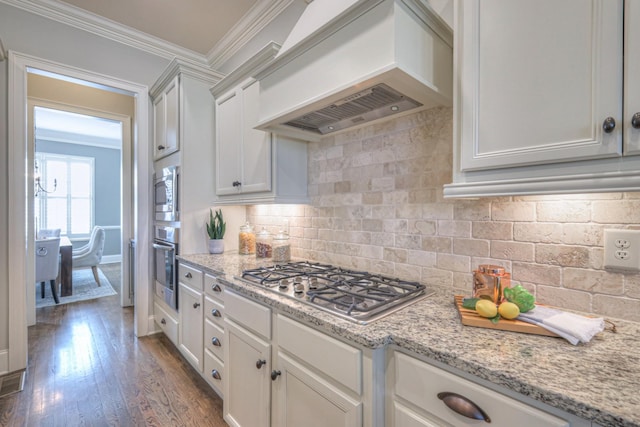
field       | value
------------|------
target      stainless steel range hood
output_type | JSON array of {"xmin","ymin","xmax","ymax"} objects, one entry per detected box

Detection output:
[{"xmin": 255, "ymin": 0, "xmax": 453, "ymax": 141}]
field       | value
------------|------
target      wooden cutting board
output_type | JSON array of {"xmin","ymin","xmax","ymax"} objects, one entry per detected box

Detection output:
[{"xmin": 454, "ymin": 295, "xmax": 559, "ymax": 338}]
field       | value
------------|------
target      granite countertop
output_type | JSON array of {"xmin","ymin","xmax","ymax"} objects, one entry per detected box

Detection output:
[{"xmin": 178, "ymin": 252, "xmax": 640, "ymax": 427}]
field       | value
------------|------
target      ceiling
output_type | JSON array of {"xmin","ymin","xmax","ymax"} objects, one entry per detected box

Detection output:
[{"xmin": 59, "ymin": 0, "xmax": 259, "ymax": 55}]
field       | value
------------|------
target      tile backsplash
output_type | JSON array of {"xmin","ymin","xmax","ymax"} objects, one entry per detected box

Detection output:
[{"xmin": 247, "ymin": 106, "xmax": 640, "ymax": 323}]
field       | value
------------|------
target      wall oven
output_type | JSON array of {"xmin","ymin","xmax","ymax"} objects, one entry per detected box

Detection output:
[
  {"xmin": 154, "ymin": 165, "xmax": 179, "ymax": 222},
  {"xmin": 153, "ymin": 226, "xmax": 179, "ymax": 311}
]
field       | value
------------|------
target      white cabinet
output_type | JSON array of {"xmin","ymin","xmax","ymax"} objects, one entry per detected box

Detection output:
[
  {"xmin": 204, "ymin": 273, "xmax": 226, "ymax": 396},
  {"xmin": 153, "ymin": 75, "xmax": 179, "ymax": 160},
  {"xmin": 223, "ymin": 289, "xmax": 272, "ymax": 427},
  {"xmin": 153, "ymin": 300, "xmax": 178, "ymax": 345},
  {"xmin": 211, "ymin": 42, "xmax": 309, "ymax": 205},
  {"xmin": 387, "ymin": 350, "xmax": 588, "ymax": 427},
  {"xmin": 445, "ymin": 0, "xmax": 640, "ymax": 197},
  {"xmin": 178, "ymin": 264, "xmax": 204, "ymax": 372}
]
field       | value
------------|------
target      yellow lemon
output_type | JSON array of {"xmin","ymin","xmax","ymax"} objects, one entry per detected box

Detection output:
[
  {"xmin": 475, "ymin": 299, "xmax": 498, "ymax": 318},
  {"xmin": 498, "ymin": 301, "xmax": 520, "ymax": 320}
]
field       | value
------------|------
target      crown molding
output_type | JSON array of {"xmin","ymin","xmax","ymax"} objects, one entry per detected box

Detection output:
[
  {"xmin": 1, "ymin": 0, "xmax": 293, "ymax": 71},
  {"xmin": 150, "ymin": 58, "xmax": 225, "ymax": 98},
  {"xmin": 206, "ymin": 0, "xmax": 295, "ymax": 70}
]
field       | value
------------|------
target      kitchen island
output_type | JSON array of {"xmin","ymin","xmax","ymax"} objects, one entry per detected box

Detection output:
[{"xmin": 178, "ymin": 252, "xmax": 640, "ymax": 427}]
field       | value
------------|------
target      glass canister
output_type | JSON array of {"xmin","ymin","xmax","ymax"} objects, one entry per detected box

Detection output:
[
  {"xmin": 272, "ymin": 231, "xmax": 291, "ymax": 262},
  {"xmin": 473, "ymin": 265, "xmax": 511, "ymax": 303},
  {"xmin": 238, "ymin": 222, "xmax": 256, "ymax": 255},
  {"xmin": 255, "ymin": 227, "xmax": 272, "ymax": 258}
]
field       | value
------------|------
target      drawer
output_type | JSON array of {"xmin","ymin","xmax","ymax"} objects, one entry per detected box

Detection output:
[
  {"xmin": 204, "ymin": 348, "xmax": 224, "ymax": 397},
  {"xmin": 277, "ymin": 314, "xmax": 362, "ymax": 395},
  {"xmin": 154, "ymin": 301, "xmax": 178, "ymax": 345},
  {"xmin": 205, "ymin": 319, "xmax": 224, "ymax": 360},
  {"xmin": 205, "ymin": 296, "xmax": 224, "ymax": 327},
  {"xmin": 393, "ymin": 352, "xmax": 569, "ymax": 427},
  {"xmin": 178, "ymin": 263, "xmax": 203, "ymax": 291},
  {"xmin": 204, "ymin": 273, "xmax": 225, "ymax": 300},
  {"xmin": 224, "ymin": 289, "xmax": 271, "ymax": 340}
]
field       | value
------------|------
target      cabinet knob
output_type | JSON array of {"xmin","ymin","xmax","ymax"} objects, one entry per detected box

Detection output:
[
  {"xmin": 160, "ymin": 318, "xmax": 166, "ymax": 325},
  {"xmin": 158, "ymin": 145, "xmax": 166, "ymax": 150},
  {"xmin": 256, "ymin": 359, "xmax": 266, "ymax": 369},
  {"xmin": 185, "ymin": 272, "xmax": 192, "ymax": 279},
  {"xmin": 271, "ymin": 370, "xmax": 281, "ymax": 381},
  {"xmin": 211, "ymin": 369, "xmax": 221, "ymax": 380},
  {"xmin": 193, "ymin": 302, "xmax": 201, "ymax": 309},
  {"xmin": 211, "ymin": 309, "xmax": 222, "ymax": 318},
  {"xmin": 437, "ymin": 392, "xmax": 491, "ymax": 423},
  {"xmin": 603, "ymin": 117, "xmax": 616, "ymax": 133},
  {"xmin": 232, "ymin": 181, "xmax": 242, "ymax": 187},
  {"xmin": 212, "ymin": 284, "xmax": 222, "ymax": 293},
  {"xmin": 632, "ymin": 113, "xmax": 640, "ymax": 129},
  {"xmin": 211, "ymin": 337, "xmax": 221, "ymax": 347}
]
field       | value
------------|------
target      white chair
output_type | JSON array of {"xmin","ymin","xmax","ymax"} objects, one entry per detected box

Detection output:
[
  {"xmin": 37, "ymin": 228, "xmax": 61, "ymax": 239},
  {"xmin": 72, "ymin": 226, "xmax": 105, "ymax": 286},
  {"xmin": 35, "ymin": 237, "xmax": 61, "ymax": 304}
]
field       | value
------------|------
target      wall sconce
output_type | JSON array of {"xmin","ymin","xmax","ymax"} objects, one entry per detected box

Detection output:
[{"xmin": 35, "ymin": 160, "xmax": 57, "ymax": 196}]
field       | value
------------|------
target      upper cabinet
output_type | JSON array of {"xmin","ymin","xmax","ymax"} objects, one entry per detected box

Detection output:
[
  {"xmin": 153, "ymin": 75, "xmax": 179, "ymax": 160},
  {"xmin": 445, "ymin": 0, "xmax": 640, "ymax": 198},
  {"xmin": 211, "ymin": 43, "xmax": 308, "ymax": 205}
]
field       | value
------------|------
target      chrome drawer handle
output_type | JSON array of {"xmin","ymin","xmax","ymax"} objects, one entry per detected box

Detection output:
[
  {"xmin": 211, "ymin": 309, "xmax": 221, "ymax": 318},
  {"xmin": 185, "ymin": 272, "xmax": 192, "ymax": 279},
  {"xmin": 211, "ymin": 337, "xmax": 221, "ymax": 347},
  {"xmin": 211, "ymin": 370, "xmax": 221, "ymax": 380},
  {"xmin": 212, "ymin": 284, "xmax": 222, "ymax": 292},
  {"xmin": 437, "ymin": 392, "xmax": 490, "ymax": 423}
]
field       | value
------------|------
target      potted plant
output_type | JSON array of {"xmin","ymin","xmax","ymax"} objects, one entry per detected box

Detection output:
[{"xmin": 206, "ymin": 208, "xmax": 226, "ymax": 254}]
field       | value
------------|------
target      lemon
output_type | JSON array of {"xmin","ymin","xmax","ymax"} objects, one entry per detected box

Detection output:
[
  {"xmin": 498, "ymin": 301, "xmax": 520, "ymax": 320},
  {"xmin": 475, "ymin": 299, "xmax": 498, "ymax": 318}
]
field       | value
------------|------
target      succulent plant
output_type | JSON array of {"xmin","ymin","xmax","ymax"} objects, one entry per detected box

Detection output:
[{"xmin": 206, "ymin": 209, "xmax": 226, "ymax": 240}]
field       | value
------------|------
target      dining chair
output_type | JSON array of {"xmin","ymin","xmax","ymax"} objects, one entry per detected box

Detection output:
[
  {"xmin": 37, "ymin": 228, "xmax": 61, "ymax": 239},
  {"xmin": 72, "ymin": 226, "xmax": 105, "ymax": 286},
  {"xmin": 35, "ymin": 237, "xmax": 61, "ymax": 304}
]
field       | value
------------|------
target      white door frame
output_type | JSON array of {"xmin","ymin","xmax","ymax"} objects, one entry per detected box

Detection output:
[
  {"xmin": 28, "ymin": 99, "xmax": 134, "ymax": 325},
  {"xmin": 8, "ymin": 51, "xmax": 152, "ymax": 373}
]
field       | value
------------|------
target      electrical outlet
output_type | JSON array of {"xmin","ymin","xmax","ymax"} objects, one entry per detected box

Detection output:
[{"xmin": 604, "ymin": 229, "xmax": 640, "ymax": 271}]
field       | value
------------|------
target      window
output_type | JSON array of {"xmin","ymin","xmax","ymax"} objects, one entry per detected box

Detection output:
[{"xmin": 35, "ymin": 153, "xmax": 94, "ymax": 238}]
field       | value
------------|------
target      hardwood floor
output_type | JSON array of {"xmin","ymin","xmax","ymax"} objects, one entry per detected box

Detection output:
[{"xmin": 0, "ymin": 287, "xmax": 227, "ymax": 426}]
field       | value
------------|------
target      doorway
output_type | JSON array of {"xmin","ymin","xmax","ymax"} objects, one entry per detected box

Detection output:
[
  {"xmin": 7, "ymin": 51, "xmax": 152, "ymax": 375},
  {"xmin": 29, "ymin": 101, "xmax": 133, "ymax": 323}
]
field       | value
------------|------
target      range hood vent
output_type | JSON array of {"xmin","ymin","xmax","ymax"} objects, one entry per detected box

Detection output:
[
  {"xmin": 255, "ymin": 0, "xmax": 453, "ymax": 141},
  {"xmin": 284, "ymin": 84, "xmax": 422, "ymax": 135}
]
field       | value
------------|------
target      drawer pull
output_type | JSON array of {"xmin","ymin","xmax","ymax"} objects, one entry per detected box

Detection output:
[
  {"xmin": 211, "ymin": 369, "xmax": 221, "ymax": 380},
  {"xmin": 271, "ymin": 370, "xmax": 281, "ymax": 381},
  {"xmin": 603, "ymin": 116, "xmax": 616, "ymax": 133},
  {"xmin": 437, "ymin": 392, "xmax": 491, "ymax": 423},
  {"xmin": 212, "ymin": 284, "xmax": 222, "ymax": 292},
  {"xmin": 256, "ymin": 359, "xmax": 266, "ymax": 369},
  {"xmin": 211, "ymin": 309, "xmax": 222, "ymax": 318},
  {"xmin": 160, "ymin": 318, "xmax": 166, "ymax": 325},
  {"xmin": 211, "ymin": 337, "xmax": 221, "ymax": 347},
  {"xmin": 158, "ymin": 145, "xmax": 166, "ymax": 150},
  {"xmin": 185, "ymin": 272, "xmax": 193, "ymax": 279}
]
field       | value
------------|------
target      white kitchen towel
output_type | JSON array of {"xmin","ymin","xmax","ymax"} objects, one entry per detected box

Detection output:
[{"xmin": 517, "ymin": 306, "xmax": 604, "ymax": 345}]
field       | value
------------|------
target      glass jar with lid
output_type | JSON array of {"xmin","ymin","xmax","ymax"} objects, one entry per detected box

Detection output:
[
  {"xmin": 272, "ymin": 231, "xmax": 291, "ymax": 262},
  {"xmin": 255, "ymin": 227, "xmax": 272, "ymax": 258},
  {"xmin": 238, "ymin": 222, "xmax": 256, "ymax": 255}
]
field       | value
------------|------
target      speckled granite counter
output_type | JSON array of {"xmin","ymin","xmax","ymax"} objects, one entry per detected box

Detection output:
[{"xmin": 178, "ymin": 252, "xmax": 640, "ymax": 427}]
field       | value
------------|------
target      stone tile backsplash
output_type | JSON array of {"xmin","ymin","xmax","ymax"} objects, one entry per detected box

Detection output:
[{"xmin": 247, "ymin": 106, "xmax": 640, "ymax": 323}]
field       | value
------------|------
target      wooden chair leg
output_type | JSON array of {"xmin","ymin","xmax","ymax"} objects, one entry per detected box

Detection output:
[
  {"xmin": 92, "ymin": 265, "xmax": 101, "ymax": 286},
  {"xmin": 40, "ymin": 281, "xmax": 45, "ymax": 299},
  {"xmin": 49, "ymin": 279, "xmax": 60, "ymax": 304}
]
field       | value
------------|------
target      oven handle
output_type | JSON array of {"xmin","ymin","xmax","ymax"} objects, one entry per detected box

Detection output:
[{"xmin": 153, "ymin": 242, "xmax": 175, "ymax": 251}]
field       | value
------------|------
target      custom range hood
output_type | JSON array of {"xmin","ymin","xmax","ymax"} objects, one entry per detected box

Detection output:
[{"xmin": 255, "ymin": 0, "xmax": 453, "ymax": 141}]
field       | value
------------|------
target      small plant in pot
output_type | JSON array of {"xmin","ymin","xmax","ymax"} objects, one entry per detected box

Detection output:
[{"xmin": 206, "ymin": 208, "xmax": 226, "ymax": 254}]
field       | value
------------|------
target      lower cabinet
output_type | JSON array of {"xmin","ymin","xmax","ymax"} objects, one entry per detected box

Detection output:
[
  {"xmin": 387, "ymin": 350, "xmax": 588, "ymax": 427},
  {"xmin": 178, "ymin": 281, "xmax": 204, "ymax": 372}
]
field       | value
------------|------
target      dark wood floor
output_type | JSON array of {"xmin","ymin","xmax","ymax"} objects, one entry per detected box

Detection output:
[{"xmin": 0, "ymin": 275, "xmax": 227, "ymax": 426}]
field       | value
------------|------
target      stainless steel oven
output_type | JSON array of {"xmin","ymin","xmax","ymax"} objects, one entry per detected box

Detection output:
[
  {"xmin": 153, "ymin": 226, "xmax": 179, "ymax": 311},
  {"xmin": 154, "ymin": 165, "xmax": 179, "ymax": 222}
]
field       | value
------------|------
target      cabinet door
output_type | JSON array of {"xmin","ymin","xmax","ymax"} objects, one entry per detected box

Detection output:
[
  {"xmin": 215, "ymin": 89, "xmax": 243, "ymax": 195},
  {"xmin": 224, "ymin": 319, "xmax": 271, "ymax": 427},
  {"xmin": 164, "ymin": 76, "xmax": 179, "ymax": 156},
  {"xmin": 272, "ymin": 353, "xmax": 362, "ymax": 427},
  {"xmin": 240, "ymin": 79, "xmax": 272, "ymax": 194},
  {"xmin": 178, "ymin": 283, "xmax": 203, "ymax": 372},
  {"xmin": 153, "ymin": 94, "xmax": 165, "ymax": 160},
  {"xmin": 458, "ymin": 0, "xmax": 623, "ymax": 171},
  {"xmin": 624, "ymin": 0, "xmax": 640, "ymax": 155}
]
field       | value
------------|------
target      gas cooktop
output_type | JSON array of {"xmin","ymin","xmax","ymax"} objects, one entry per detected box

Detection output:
[{"xmin": 238, "ymin": 261, "xmax": 432, "ymax": 324}]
